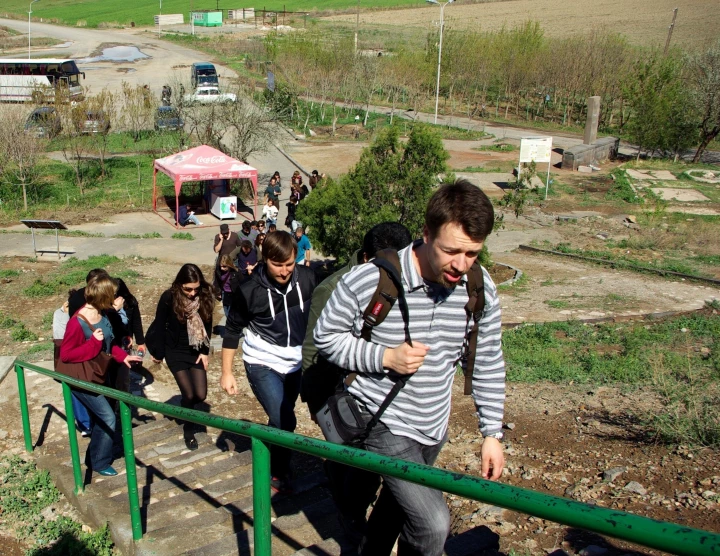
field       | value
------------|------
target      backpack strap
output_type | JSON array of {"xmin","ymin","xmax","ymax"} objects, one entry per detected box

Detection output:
[
  {"xmin": 463, "ymin": 263, "xmax": 486, "ymax": 395},
  {"xmin": 360, "ymin": 249, "xmax": 411, "ymax": 346}
]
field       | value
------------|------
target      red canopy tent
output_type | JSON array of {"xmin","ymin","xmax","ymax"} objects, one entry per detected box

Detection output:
[{"xmin": 152, "ymin": 145, "xmax": 258, "ymax": 228}]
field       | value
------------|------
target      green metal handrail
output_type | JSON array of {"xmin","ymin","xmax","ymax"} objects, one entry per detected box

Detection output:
[{"xmin": 14, "ymin": 360, "xmax": 720, "ymax": 556}]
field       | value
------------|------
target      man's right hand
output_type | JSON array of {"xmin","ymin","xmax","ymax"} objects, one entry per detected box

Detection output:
[
  {"xmin": 220, "ymin": 372, "xmax": 238, "ymax": 395},
  {"xmin": 382, "ymin": 342, "xmax": 430, "ymax": 375}
]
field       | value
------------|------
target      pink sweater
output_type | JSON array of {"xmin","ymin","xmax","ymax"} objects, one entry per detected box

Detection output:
[{"xmin": 59, "ymin": 316, "xmax": 127, "ymax": 364}]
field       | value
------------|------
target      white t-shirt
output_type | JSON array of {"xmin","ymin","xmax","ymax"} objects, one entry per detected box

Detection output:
[{"xmin": 262, "ymin": 205, "xmax": 279, "ymax": 220}]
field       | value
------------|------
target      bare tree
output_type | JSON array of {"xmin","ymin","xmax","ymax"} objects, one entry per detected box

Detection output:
[
  {"xmin": 688, "ymin": 41, "xmax": 720, "ymax": 162},
  {"xmin": 118, "ymin": 81, "xmax": 157, "ymax": 142},
  {"xmin": 0, "ymin": 106, "xmax": 47, "ymax": 211}
]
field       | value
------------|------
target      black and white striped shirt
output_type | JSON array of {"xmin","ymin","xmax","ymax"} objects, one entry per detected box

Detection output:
[{"xmin": 314, "ymin": 241, "xmax": 505, "ymax": 445}]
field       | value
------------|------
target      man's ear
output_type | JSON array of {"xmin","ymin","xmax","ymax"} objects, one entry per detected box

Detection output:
[
  {"xmin": 422, "ymin": 224, "xmax": 430, "ymax": 244},
  {"xmin": 361, "ymin": 252, "xmax": 369, "ymax": 264}
]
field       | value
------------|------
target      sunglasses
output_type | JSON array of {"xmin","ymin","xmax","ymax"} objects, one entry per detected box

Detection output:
[{"xmin": 182, "ymin": 286, "xmax": 200, "ymax": 293}]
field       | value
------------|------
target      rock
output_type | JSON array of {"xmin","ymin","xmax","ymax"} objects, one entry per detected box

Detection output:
[
  {"xmin": 308, "ymin": 129, "xmax": 317, "ymax": 137},
  {"xmin": 625, "ymin": 214, "xmax": 637, "ymax": 223},
  {"xmin": 0, "ymin": 429, "xmax": 7, "ymax": 440},
  {"xmin": 578, "ymin": 165, "xmax": 593, "ymax": 173},
  {"xmin": 603, "ymin": 466, "xmax": 626, "ymax": 482},
  {"xmin": 595, "ymin": 234, "xmax": 609, "ymax": 240},
  {"xmin": 701, "ymin": 490, "xmax": 717, "ymax": 500},
  {"xmin": 624, "ymin": 481, "xmax": 647, "ymax": 496},
  {"xmin": 504, "ymin": 422, "xmax": 516, "ymax": 431},
  {"xmin": 579, "ymin": 546, "xmax": 608, "ymax": 556}
]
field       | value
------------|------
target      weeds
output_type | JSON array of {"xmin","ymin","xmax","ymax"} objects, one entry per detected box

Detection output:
[
  {"xmin": 0, "ymin": 269, "xmax": 20, "ymax": 278},
  {"xmin": 606, "ymin": 169, "xmax": 643, "ymax": 204},
  {"xmin": 171, "ymin": 232, "xmax": 194, "ymax": 241},
  {"xmin": 10, "ymin": 323, "xmax": 38, "ymax": 342},
  {"xmin": 0, "ymin": 456, "xmax": 114, "ymax": 555},
  {"xmin": 503, "ymin": 311, "xmax": 720, "ymax": 446}
]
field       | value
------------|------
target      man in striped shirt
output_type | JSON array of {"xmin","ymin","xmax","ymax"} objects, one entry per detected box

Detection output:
[{"xmin": 314, "ymin": 180, "xmax": 505, "ymax": 556}]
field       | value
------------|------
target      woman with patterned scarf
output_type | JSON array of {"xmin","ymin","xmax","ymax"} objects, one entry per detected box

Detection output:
[{"xmin": 149, "ymin": 264, "xmax": 214, "ymax": 450}]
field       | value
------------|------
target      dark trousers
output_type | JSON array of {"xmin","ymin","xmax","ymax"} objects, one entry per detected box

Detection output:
[
  {"xmin": 70, "ymin": 388, "xmax": 116, "ymax": 471},
  {"xmin": 244, "ymin": 362, "xmax": 302, "ymax": 478},
  {"xmin": 359, "ymin": 422, "xmax": 450, "ymax": 556}
]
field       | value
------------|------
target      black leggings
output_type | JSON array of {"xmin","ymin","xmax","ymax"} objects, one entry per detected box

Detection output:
[{"xmin": 172, "ymin": 366, "xmax": 207, "ymax": 411}]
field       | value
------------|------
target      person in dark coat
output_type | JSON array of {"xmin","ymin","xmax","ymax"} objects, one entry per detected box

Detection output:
[{"xmin": 148, "ymin": 264, "xmax": 214, "ymax": 450}]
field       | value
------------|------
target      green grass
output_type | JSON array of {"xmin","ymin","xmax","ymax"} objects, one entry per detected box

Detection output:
[
  {"xmin": 22, "ymin": 254, "xmax": 140, "ymax": 298},
  {"xmin": 0, "ymin": 455, "xmax": 114, "ymax": 554},
  {"xmin": 504, "ymin": 311, "xmax": 720, "ymax": 446},
  {"xmin": 1, "ymin": 0, "xmax": 425, "ymax": 28},
  {"xmin": 0, "ymin": 269, "xmax": 20, "ymax": 278},
  {"xmin": 21, "ymin": 342, "xmax": 54, "ymax": 358},
  {"xmin": 474, "ymin": 143, "xmax": 516, "ymax": 152},
  {"xmin": 114, "ymin": 232, "xmax": 162, "ymax": 239},
  {"xmin": 171, "ymin": 232, "xmax": 194, "ymax": 241}
]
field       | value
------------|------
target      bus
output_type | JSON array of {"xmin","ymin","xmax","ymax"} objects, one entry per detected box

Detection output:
[{"xmin": 0, "ymin": 58, "xmax": 85, "ymax": 103}]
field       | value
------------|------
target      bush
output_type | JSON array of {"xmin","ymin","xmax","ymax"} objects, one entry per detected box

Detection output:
[{"xmin": 11, "ymin": 323, "xmax": 38, "ymax": 342}]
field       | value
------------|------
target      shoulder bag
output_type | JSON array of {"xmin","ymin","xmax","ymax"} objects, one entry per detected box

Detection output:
[{"xmin": 55, "ymin": 314, "xmax": 113, "ymax": 384}]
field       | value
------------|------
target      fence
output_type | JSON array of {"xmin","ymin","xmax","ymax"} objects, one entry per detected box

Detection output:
[{"xmin": 13, "ymin": 359, "xmax": 720, "ymax": 555}]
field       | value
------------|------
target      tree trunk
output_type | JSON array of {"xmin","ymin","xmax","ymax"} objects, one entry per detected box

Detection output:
[
  {"xmin": 692, "ymin": 128, "xmax": 719, "ymax": 163},
  {"xmin": 22, "ymin": 183, "xmax": 28, "ymax": 211}
]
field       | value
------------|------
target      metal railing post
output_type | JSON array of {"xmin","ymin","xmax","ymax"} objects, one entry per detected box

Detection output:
[
  {"xmin": 251, "ymin": 437, "xmax": 271, "ymax": 555},
  {"xmin": 15, "ymin": 363, "xmax": 33, "ymax": 453},
  {"xmin": 61, "ymin": 382, "xmax": 84, "ymax": 494},
  {"xmin": 119, "ymin": 401, "xmax": 142, "ymax": 541}
]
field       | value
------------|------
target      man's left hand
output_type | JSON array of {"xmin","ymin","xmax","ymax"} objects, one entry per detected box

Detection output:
[{"xmin": 480, "ymin": 436, "xmax": 504, "ymax": 480}]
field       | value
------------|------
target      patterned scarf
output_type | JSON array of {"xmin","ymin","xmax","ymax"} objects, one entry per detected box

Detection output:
[{"xmin": 183, "ymin": 296, "xmax": 209, "ymax": 350}]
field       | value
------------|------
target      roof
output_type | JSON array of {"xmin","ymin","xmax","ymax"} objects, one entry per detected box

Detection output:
[
  {"xmin": 0, "ymin": 58, "xmax": 76, "ymax": 64},
  {"xmin": 154, "ymin": 145, "xmax": 257, "ymax": 191},
  {"xmin": 192, "ymin": 62, "xmax": 216, "ymax": 69}
]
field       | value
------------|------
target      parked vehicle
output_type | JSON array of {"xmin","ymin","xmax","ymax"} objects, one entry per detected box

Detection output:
[
  {"xmin": 154, "ymin": 106, "xmax": 184, "ymax": 131},
  {"xmin": 74, "ymin": 109, "xmax": 110, "ymax": 134},
  {"xmin": 24, "ymin": 107, "xmax": 62, "ymax": 138},
  {"xmin": 0, "ymin": 58, "xmax": 84, "ymax": 103},
  {"xmin": 183, "ymin": 86, "xmax": 236, "ymax": 105},
  {"xmin": 191, "ymin": 62, "xmax": 218, "ymax": 88}
]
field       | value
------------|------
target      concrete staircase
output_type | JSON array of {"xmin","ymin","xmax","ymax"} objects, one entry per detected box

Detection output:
[{"xmin": 2, "ymin": 359, "xmax": 498, "ymax": 556}]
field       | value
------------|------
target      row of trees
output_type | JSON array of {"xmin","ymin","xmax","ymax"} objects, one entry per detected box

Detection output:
[
  {"xmin": 263, "ymin": 23, "xmax": 720, "ymax": 161},
  {"xmin": 0, "ymin": 79, "xmax": 285, "ymax": 209}
]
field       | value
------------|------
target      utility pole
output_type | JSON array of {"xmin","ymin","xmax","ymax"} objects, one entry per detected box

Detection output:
[
  {"xmin": 663, "ymin": 8, "xmax": 678, "ymax": 56},
  {"xmin": 354, "ymin": 0, "xmax": 359, "ymax": 54}
]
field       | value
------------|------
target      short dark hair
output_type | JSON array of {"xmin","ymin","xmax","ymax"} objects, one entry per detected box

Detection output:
[
  {"xmin": 241, "ymin": 220, "xmax": 251, "ymax": 230},
  {"xmin": 85, "ymin": 268, "xmax": 108, "ymax": 283},
  {"xmin": 425, "ymin": 179, "xmax": 494, "ymax": 241},
  {"xmin": 262, "ymin": 231, "xmax": 297, "ymax": 262},
  {"xmin": 240, "ymin": 239, "xmax": 253, "ymax": 250},
  {"xmin": 361, "ymin": 222, "xmax": 413, "ymax": 259}
]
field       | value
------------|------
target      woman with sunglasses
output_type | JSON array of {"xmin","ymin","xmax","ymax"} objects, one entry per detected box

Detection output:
[{"xmin": 149, "ymin": 264, "xmax": 214, "ymax": 450}]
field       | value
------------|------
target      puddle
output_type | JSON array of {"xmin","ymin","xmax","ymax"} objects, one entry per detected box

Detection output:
[{"xmin": 78, "ymin": 46, "xmax": 150, "ymax": 63}]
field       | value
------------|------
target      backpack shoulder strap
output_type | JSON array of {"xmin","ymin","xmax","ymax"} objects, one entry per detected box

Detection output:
[
  {"xmin": 463, "ymin": 262, "xmax": 486, "ymax": 395},
  {"xmin": 360, "ymin": 248, "xmax": 411, "ymax": 346}
]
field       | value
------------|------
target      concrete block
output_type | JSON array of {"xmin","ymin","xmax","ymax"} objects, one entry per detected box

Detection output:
[
  {"xmin": 650, "ymin": 188, "xmax": 710, "ymax": 202},
  {"xmin": 578, "ymin": 165, "xmax": 593, "ymax": 173},
  {"xmin": 0, "ymin": 356, "xmax": 17, "ymax": 385},
  {"xmin": 562, "ymin": 137, "xmax": 619, "ymax": 170}
]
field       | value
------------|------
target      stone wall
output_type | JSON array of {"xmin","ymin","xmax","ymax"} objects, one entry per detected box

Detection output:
[{"xmin": 562, "ymin": 137, "xmax": 619, "ymax": 170}]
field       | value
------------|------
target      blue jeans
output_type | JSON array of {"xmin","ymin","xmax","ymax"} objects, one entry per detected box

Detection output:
[
  {"xmin": 70, "ymin": 388, "xmax": 116, "ymax": 471},
  {"xmin": 359, "ymin": 421, "xmax": 450, "ymax": 556},
  {"xmin": 183, "ymin": 214, "xmax": 201, "ymax": 226},
  {"xmin": 244, "ymin": 362, "xmax": 301, "ymax": 478},
  {"xmin": 71, "ymin": 393, "xmax": 92, "ymax": 432}
]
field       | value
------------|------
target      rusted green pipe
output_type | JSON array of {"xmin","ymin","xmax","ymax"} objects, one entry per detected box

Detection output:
[
  {"xmin": 14, "ymin": 360, "xmax": 720, "ymax": 556},
  {"xmin": 251, "ymin": 437, "xmax": 272, "ymax": 555},
  {"xmin": 119, "ymin": 401, "xmax": 142, "ymax": 541},
  {"xmin": 61, "ymin": 382, "xmax": 84, "ymax": 494},
  {"xmin": 15, "ymin": 363, "xmax": 33, "ymax": 453}
]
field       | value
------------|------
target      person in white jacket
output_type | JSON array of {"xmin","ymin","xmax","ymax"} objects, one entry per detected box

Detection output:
[{"xmin": 262, "ymin": 198, "xmax": 279, "ymax": 226}]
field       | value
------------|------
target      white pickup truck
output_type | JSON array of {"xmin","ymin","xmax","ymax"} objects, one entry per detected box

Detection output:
[{"xmin": 183, "ymin": 86, "xmax": 237, "ymax": 105}]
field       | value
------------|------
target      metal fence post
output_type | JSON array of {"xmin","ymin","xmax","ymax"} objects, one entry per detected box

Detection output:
[
  {"xmin": 251, "ymin": 437, "xmax": 271, "ymax": 555},
  {"xmin": 61, "ymin": 382, "xmax": 84, "ymax": 494},
  {"xmin": 119, "ymin": 401, "xmax": 142, "ymax": 541},
  {"xmin": 15, "ymin": 363, "xmax": 33, "ymax": 453}
]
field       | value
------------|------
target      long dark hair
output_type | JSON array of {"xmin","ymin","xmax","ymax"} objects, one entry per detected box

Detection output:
[
  {"xmin": 115, "ymin": 278, "xmax": 138, "ymax": 310},
  {"xmin": 170, "ymin": 264, "xmax": 214, "ymax": 323}
]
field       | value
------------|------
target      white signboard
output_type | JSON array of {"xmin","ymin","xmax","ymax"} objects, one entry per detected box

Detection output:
[{"xmin": 519, "ymin": 136, "xmax": 553, "ymax": 163}]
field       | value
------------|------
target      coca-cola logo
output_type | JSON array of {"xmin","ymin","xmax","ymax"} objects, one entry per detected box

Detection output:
[
  {"xmin": 199, "ymin": 174, "xmax": 215, "ymax": 179},
  {"xmin": 197, "ymin": 155, "xmax": 226, "ymax": 164}
]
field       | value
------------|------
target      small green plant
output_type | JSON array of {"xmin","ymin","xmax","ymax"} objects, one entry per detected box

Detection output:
[
  {"xmin": 606, "ymin": 169, "xmax": 643, "ymax": 204},
  {"xmin": 24, "ymin": 280, "xmax": 59, "ymax": 298},
  {"xmin": 0, "ymin": 269, "xmax": 20, "ymax": 278},
  {"xmin": 499, "ymin": 161, "xmax": 538, "ymax": 218},
  {"xmin": 142, "ymin": 232, "xmax": 162, "ymax": 239},
  {"xmin": 113, "ymin": 233, "xmax": 142, "ymax": 239},
  {"xmin": 545, "ymin": 299, "xmax": 569, "ymax": 309},
  {"xmin": 0, "ymin": 312, "xmax": 18, "ymax": 328},
  {"xmin": 475, "ymin": 143, "xmax": 516, "ymax": 152},
  {"xmin": 172, "ymin": 232, "xmax": 195, "ymax": 241},
  {"xmin": 11, "ymin": 323, "xmax": 38, "ymax": 342},
  {"xmin": 706, "ymin": 299, "xmax": 720, "ymax": 310},
  {"xmin": 22, "ymin": 342, "xmax": 54, "ymax": 357},
  {"xmin": 41, "ymin": 311, "xmax": 55, "ymax": 330}
]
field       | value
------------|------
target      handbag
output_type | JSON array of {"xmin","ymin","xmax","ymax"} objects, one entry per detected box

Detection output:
[{"xmin": 55, "ymin": 314, "xmax": 113, "ymax": 384}]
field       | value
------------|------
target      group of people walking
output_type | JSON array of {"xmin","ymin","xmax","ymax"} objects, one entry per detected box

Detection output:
[{"xmin": 53, "ymin": 178, "xmax": 506, "ymax": 556}]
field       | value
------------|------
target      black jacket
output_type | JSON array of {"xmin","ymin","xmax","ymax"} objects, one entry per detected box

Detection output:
[
  {"xmin": 148, "ymin": 290, "xmax": 212, "ymax": 361},
  {"xmin": 222, "ymin": 263, "xmax": 316, "ymax": 350}
]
